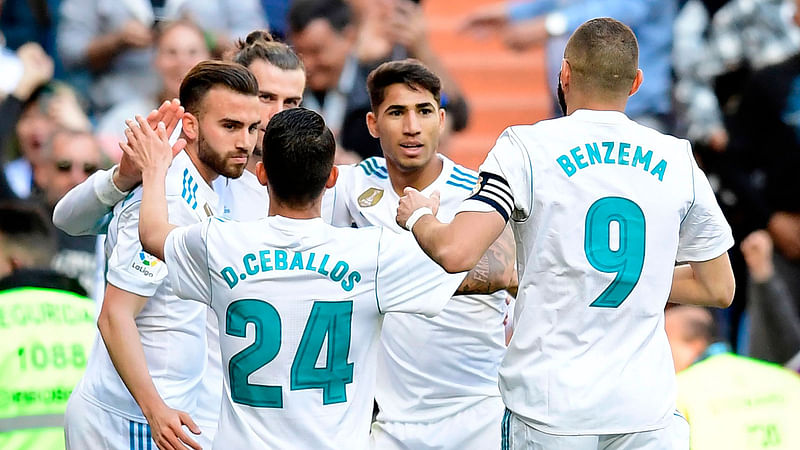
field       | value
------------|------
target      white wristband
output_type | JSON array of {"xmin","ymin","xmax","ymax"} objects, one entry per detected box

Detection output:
[{"xmin": 404, "ymin": 207, "xmax": 433, "ymax": 232}]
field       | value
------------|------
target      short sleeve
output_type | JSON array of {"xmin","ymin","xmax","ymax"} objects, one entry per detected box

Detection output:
[
  {"xmin": 459, "ymin": 127, "xmax": 533, "ymax": 221},
  {"xmin": 106, "ymin": 202, "xmax": 168, "ymax": 296},
  {"xmin": 677, "ymin": 156, "xmax": 734, "ymax": 262},
  {"xmin": 164, "ymin": 220, "xmax": 213, "ymax": 305},
  {"xmin": 375, "ymin": 228, "xmax": 467, "ymax": 317}
]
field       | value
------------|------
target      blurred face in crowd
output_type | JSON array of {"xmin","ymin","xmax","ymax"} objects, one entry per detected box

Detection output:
[
  {"xmin": 16, "ymin": 99, "xmax": 57, "ymax": 165},
  {"xmin": 664, "ymin": 306, "xmax": 712, "ymax": 373},
  {"xmin": 36, "ymin": 132, "xmax": 101, "ymax": 208},
  {"xmin": 290, "ymin": 18, "xmax": 355, "ymax": 92},
  {"xmin": 155, "ymin": 23, "xmax": 211, "ymax": 99},
  {"xmin": 247, "ymin": 59, "xmax": 305, "ymax": 155},
  {"xmin": 183, "ymin": 87, "xmax": 261, "ymax": 181},
  {"xmin": 367, "ymin": 83, "xmax": 445, "ymax": 174}
]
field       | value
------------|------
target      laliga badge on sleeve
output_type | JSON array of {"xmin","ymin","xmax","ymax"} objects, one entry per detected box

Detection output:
[{"xmin": 358, "ymin": 188, "xmax": 384, "ymax": 207}]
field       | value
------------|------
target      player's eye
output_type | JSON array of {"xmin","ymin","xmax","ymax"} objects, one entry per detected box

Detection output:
[{"xmin": 420, "ymin": 108, "xmax": 433, "ymax": 115}]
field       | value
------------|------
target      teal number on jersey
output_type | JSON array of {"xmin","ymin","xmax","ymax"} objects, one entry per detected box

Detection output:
[
  {"xmin": 226, "ymin": 299, "xmax": 354, "ymax": 408},
  {"xmin": 290, "ymin": 302, "xmax": 354, "ymax": 405},
  {"xmin": 226, "ymin": 300, "xmax": 283, "ymax": 407},
  {"xmin": 584, "ymin": 197, "xmax": 646, "ymax": 308}
]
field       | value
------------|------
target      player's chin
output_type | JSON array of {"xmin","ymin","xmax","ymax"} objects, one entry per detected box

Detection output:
[{"xmin": 222, "ymin": 162, "xmax": 247, "ymax": 179}]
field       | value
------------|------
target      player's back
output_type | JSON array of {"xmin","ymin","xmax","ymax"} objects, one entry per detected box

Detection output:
[
  {"xmin": 166, "ymin": 216, "xmax": 464, "ymax": 449},
  {"xmin": 499, "ymin": 110, "xmax": 731, "ymax": 433}
]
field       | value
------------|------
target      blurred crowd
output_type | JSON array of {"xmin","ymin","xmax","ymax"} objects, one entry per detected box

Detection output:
[{"xmin": 1, "ymin": 0, "xmax": 800, "ymax": 447}]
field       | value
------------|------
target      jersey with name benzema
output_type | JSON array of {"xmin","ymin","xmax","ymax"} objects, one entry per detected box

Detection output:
[
  {"xmin": 329, "ymin": 155, "xmax": 507, "ymax": 422},
  {"xmin": 461, "ymin": 109, "xmax": 734, "ymax": 434},
  {"xmin": 78, "ymin": 151, "xmax": 218, "ymax": 422},
  {"xmin": 163, "ymin": 216, "xmax": 466, "ymax": 449}
]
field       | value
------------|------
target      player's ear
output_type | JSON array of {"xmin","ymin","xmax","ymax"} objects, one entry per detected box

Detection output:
[
  {"xmin": 560, "ymin": 59, "xmax": 571, "ymax": 91},
  {"xmin": 182, "ymin": 112, "xmax": 198, "ymax": 140},
  {"xmin": 629, "ymin": 69, "xmax": 643, "ymax": 97},
  {"xmin": 326, "ymin": 165, "xmax": 339, "ymax": 188},
  {"xmin": 438, "ymin": 106, "xmax": 446, "ymax": 133},
  {"xmin": 256, "ymin": 161, "xmax": 268, "ymax": 186},
  {"xmin": 366, "ymin": 111, "xmax": 379, "ymax": 138}
]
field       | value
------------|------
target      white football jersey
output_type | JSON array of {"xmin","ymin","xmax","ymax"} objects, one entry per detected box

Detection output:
[
  {"xmin": 77, "ymin": 151, "xmax": 218, "ymax": 422},
  {"xmin": 215, "ymin": 170, "xmax": 268, "ymax": 221},
  {"xmin": 163, "ymin": 216, "xmax": 466, "ymax": 449},
  {"xmin": 330, "ymin": 155, "xmax": 507, "ymax": 422},
  {"xmin": 461, "ymin": 110, "xmax": 734, "ymax": 434}
]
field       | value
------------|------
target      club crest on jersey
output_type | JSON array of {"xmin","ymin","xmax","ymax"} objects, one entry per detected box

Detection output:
[{"xmin": 358, "ymin": 188, "xmax": 384, "ymax": 207}]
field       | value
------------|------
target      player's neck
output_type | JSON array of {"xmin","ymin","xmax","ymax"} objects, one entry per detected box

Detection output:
[
  {"xmin": 386, "ymin": 155, "xmax": 443, "ymax": 196},
  {"xmin": 184, "ymin": 144, "xmax": 219, "ymax": 186},
  {"xmin": 267, "ymin": 194, "xmax": 322, "ymax": 220},
  {"xmin": 566, "ymin": 91, "xmax": 628, "ymax": 115}
]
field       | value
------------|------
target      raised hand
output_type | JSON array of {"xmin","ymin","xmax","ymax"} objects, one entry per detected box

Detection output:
[
  {"xmin": 119, "ymin": 115, "xmax": 182, "ymax": 175},
  {"xmin": 114, "ymin": 101, "xmax": 185, "ymax": 191}
]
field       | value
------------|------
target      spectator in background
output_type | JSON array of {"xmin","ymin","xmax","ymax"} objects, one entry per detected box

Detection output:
[
  {"xmin": 34, "ymin": 129, "xmax": 102, "ymax": 297},
  {"xmin": 95, "ymin": 19, "xmax": 210, "ymax": 149},
  {"xmin": 675, "ymin": 0, "xmax": 800, "ymax": 152},
  {"xmin": 666, "ymin": 305, "xmax": 800, "ymax": 449},
  {"xmin": 4, "ymin": 82, "xmax": 90, "ymax": 199},
  {"xmin": 289, "ymin": 0, "xmax": 469, "ymax": 160},
  {"xmin": 460, "ymin": 0, "xmax": 675, "ymax": 131},
  {"xmin": 57, "ymin": 0, "xmax": 265, "ymax": 115},
  {"xmin": 741, "ymin": 230, "xmax": 800, "ymax": 371},
  {"xmin": 0, "ymin": 200, "xmax": 95, "ymax": 450},
  {"xmin": 0, "ymin": 40, "xmax": 53, "ymax": 200}
]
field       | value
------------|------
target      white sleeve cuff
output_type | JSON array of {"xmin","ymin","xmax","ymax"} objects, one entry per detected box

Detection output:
[{"xmin": 94, "ymin": 166, "xmax": 130, "ymax": 207}]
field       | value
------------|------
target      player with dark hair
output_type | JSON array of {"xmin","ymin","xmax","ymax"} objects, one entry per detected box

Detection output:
[
  {"xmin": 125, "ymin": 107, "xmax": 470, "ymax": 449},
  {"xmin": 329, "ymin": 58, "xmax": 515, "ymax": 450},
  {"xmin": 398, "ymin": 18, "xmax": 735, "ymax": 449},
  {"xmin": 64, "ymin": 60, "xmax": 260, "ymax": 450}
]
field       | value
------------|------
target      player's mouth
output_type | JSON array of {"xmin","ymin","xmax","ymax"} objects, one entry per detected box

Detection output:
[
  {"xmin": 229, "ymin": 153, "xmax": 249, "ymax": 164},
  {"xmin": 399, "ymin": 141, "xmax": 424, "ymax": 155}
]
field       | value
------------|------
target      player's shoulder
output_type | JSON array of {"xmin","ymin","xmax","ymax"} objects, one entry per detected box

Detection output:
[
  {"xmin": 354, "ymin": 156, "xmax": 389, "ymax": 182},
  {"xmin": 439, "ymin": 155, "xmax": 479, "ymax": 196}
]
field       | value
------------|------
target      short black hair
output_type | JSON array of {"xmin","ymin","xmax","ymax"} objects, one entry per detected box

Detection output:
[
  {"xmin": 0, "ymin": 200, "xmax": 56, "ymax": 267},
  {"xmin": 232, "ymin": 30, "xmax": 304, "ymax": 71},
  {"xmin": 367, "ymin": 59, "xmax": 441, "ymax": 111},
  {"xmin": 262, "ymin": 108, "xmax": 335, "ymax": 206},
  {"xmin": 288, "ymin": 0, "xmax": 352, "ymax": 34},
  {"xmin": 179, "ymin": 60, "xmax": 259, "ymax": 115},
  {"xmin": 564, "ymin": 18, "xmax": 639, "ymax": 98}
]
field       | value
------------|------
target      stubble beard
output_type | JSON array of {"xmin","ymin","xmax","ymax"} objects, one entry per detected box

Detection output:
[{"xmin": 197, "ymin": 130, "xmax": 247, "ymax": 179}]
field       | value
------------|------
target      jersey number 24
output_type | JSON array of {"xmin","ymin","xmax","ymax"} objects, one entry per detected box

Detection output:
[
  {"xmin": 226, "ymin": 299, "xmax": 354, "ymax": 408},
  {"xmin": 584, "ymin": 197, "xmax": 645, "ymax": 308}
]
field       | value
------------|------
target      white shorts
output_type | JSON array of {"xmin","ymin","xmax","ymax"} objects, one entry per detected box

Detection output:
[
  {"xmin": 370, "ymin": 396, "xmax": 505, "ymax": 450},
  {"xmin": 501, "ymin": 409, "xmax": 690, "ymax": 450},
  {"xmin": 65, "ymin": 392, "xmax": 155, "ymax": 450}
]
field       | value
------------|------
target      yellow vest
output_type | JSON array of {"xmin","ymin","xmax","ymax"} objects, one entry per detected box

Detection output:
[
  {"xmin": 677, "ymin": 353, "xmax": 800, "ymax": 450},
  {"xmin": 0, "ymin": 287, "xmax": 95, "ymax": 450}
]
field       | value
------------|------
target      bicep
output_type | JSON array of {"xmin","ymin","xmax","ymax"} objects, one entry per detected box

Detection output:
[{"xmin": 100, "ymin": 283, "xmax": 148, "ymax": 320}]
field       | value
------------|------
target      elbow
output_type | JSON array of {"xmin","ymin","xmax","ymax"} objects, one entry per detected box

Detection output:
[
  {"xmin": 96, "ymin": 307, "xmax": 113, "ymax": 341},
  {"xmin": 52, "ymin": 202, "xmax": 76, "ymax": 235},
  {"xmin": 436, "ymin": 246, "xmax": 481, "ymax": 274},
  {"xmin": 713, "ymin": 278, "xmax": 736, "ymax": 308}
]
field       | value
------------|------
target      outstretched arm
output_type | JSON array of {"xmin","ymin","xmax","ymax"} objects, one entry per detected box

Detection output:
[
  {"xmin": 98, "ymin": 284, "xmax": 201, "ymax": 450},
  {"xmin": 119, "ymin": 116, "xmax": 180, "ymax": 261},
  {"xmin": 457, "ymin": 222, "xmax": 517, "ymax": 295},
  {"xmin": 398, "ymin": 187, "xmax": 507, "ymax": 274}
]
